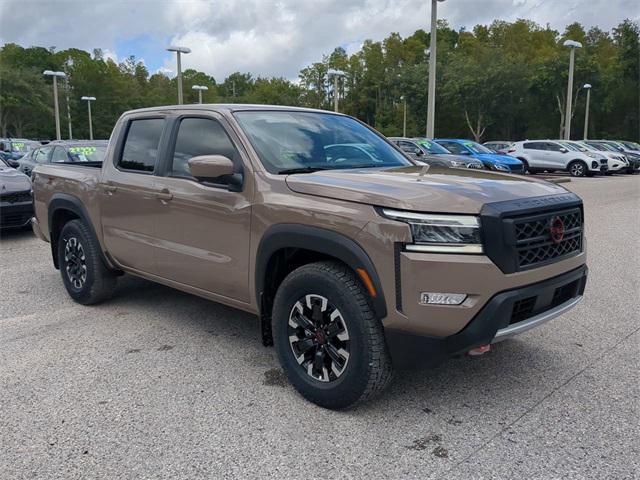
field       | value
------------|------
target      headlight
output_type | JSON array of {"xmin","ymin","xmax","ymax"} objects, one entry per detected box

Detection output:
[
  {"xmin": 492, "ymin": 163, "xmax": 510, "ymax": 172},
  {"xmin": 449, "ymin": 160, "xmax": 466, "ymax": 168},
  {"xmin": 381, "ymin": 209, "xmax": 483, "ymax": 254}
]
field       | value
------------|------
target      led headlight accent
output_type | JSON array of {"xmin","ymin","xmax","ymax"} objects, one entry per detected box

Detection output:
[
  {"xmin": 420, "ymin": 292, "xmax": 468, "ymax": 305},
  {"xmin": 382, "ymin": 209, "xmax": 483, "ymax": 254}
]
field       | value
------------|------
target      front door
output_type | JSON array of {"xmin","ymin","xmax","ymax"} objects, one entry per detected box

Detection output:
[
  {"xmin": 100, "ymin": 117, "xmax": 165, "ymax": 274},
  {"xmin": 152, "ymin": 115, "xmax": 252, "ymax": 302}
]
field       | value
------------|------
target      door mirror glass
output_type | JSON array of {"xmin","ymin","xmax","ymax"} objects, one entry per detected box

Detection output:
[{"xmin": 188, "ymin": 155, "xmax": 235, "ymax": 181}]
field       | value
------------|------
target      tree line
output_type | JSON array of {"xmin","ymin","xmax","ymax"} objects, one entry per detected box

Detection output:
[{"xmin": 1, "ymin": 18, "xmax": 638, "ymax": 142}]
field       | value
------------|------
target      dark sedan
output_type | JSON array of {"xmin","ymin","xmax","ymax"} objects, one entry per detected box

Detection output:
[
  {"xmin": 17, "ymin": 140, "xmax": 108, "ymax": 177},
  {"xmin": 0, "ymin": 158, "xmax": 33, "ymax": 229},
  {"xmin": 389, "ymin": 137, "xmax": 485, "ymax": 169}
]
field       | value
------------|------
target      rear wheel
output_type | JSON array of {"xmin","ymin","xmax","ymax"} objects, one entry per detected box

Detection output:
[
  {"xmin": 58, "ymin": 219, "xmax": 117, "ymax": 304},
  {"xmin": 272, "ymin": 261, "xmax": 393, "ymax": 409},
  {"xmin": 568, "ymin": 160, "xmax": 587, "ymax": 177}
]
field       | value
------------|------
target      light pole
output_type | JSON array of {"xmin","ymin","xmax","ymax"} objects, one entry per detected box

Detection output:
[
  {"xmin": 64, "ymin": 57, "xmax": 74, "ymax": 139},
  {"xmin": 192, "ymin": 85, "xmax": 208, "ymax": 104},
  {"xmin": 166, "ymin": 45, "xmax": 191, "ymax": 104},
  {"xmin": 43, "ymin": 70, "xmax": 66, "ymax": 140},
  {"xmin": 563, "ymin": 39, "xmax": 582, "ymax": 140},
  {"xmin": 426, "ymin": 0, "xmax": 446, "ymax": 138},
  {"xmin": 582, "ymin": 84, "xmax": 592, "ymax": 140},
  {"xmin": 81, "ymin": 96, "xmax": 96, "ymax": 140},
  {"xmin": 327, "ymin": 69, "xmax": 346, "ymax": 112},
  {"xmin": 400, "ymin": 95, "xmax": 407, "ymax": 137}
]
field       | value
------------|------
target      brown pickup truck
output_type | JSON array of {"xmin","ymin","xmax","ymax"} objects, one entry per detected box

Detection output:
[{"xmin": 31, "ymin": 105, "xmax": 587, "ymax": 409}]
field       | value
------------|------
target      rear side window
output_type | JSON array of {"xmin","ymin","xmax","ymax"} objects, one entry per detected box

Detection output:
[
  {"xmin": 34, "ymin": 147, "xmax": 52, "ymax": 163},
  {"xmin": 523, "ymin": 142, "xmax": 547, "ymax": 150},
  {"xmin": 119, "ymin": 118, "xmax": 164, "ymax": 172},
  {"xmin": 171, "ymin": 118, "xmax": 238, "ymax": 177}
]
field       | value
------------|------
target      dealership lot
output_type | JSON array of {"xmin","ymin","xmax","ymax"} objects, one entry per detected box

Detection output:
[{"xmin": 1, "ymin": 175, "xmax": 638, "ymax": 479}]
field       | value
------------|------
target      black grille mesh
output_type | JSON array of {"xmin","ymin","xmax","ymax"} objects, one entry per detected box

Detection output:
[
  {"xmin": 0, "ymin": 190, "xmax": 31, "ymax": 204},
  {"xmin": 513, "ymin": 209, "xmax": 582, "ymax": 270}
]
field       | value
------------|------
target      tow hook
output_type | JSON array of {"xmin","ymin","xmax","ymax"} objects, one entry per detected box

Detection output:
[{"xmin": 468, "ymin": 344, "xmax": 491, "ymax": 356}]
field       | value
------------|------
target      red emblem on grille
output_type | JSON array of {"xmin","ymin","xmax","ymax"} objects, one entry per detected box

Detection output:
[{"xmin": 549, "ymin": 216, "xmax": 565, "ymax": 244}]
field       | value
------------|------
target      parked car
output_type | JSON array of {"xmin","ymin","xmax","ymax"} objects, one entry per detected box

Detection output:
[
  {"xmin": 483, "ymin": 141, "xmax": 512, "ymax": 153},
  {"xmin": 506, "ymin": 140, "xmax": 607, "ymax": 177},
  {"xmin": 18, "ymin": 140, "xmax": 108, "ymax": 177},
  {"xmin": 585, "ymin": 140, "xmax": 640, "ymax": 174},
  {"xmin": 616, "ymin": 140, "xmax": 640, "ymax": 154},
  {"xmin": 0, "ymin": 138, "xmax": 41, "ymax": 161},
  {"xmin": 389, "ymin": 137, "xmax": 484, "ymax": 169},
  {"xmin": 0, "ymin": 157, "xmax": 33, "ymax": 229},
  {"xmin": 561, "ymin": 141, "xmax": 629, "ymax": 174},
  {"xmin": 31, "ymin": 104, "xmax": 587, "ymax": 409},
  {"xmin": 433, "ymin": 139, "xmax": 524, "ymax": 173}
]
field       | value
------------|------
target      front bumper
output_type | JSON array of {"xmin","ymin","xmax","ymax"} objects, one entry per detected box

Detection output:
[
  {"xmin": 386, "ymin": 265, "xmax": 587, "ymax": 365},
  {"xmin": 0, "ymin": 201, "xmax": 33, "ymax": 229}
]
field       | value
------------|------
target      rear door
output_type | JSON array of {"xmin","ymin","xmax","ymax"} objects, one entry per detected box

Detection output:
[
  {"xmin": 522, "ymin": 142, "xmax": 550, "ymax": 168},
  {"xmin": 152, "ymin": 114, "xmax": 253, "ymax": 302},
  {"xmin": 100, "ymin": 117, "xmax": 166, "ymax": 274}
]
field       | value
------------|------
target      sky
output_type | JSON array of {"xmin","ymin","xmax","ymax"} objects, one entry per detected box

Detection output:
[{"xmin": 1, "ymin": 0, "xmax": 638, "ymax": 81}]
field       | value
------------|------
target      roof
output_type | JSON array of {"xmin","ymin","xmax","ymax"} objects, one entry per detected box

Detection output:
[{"xmin": 122, "ymin": 103, "xmax": 343, "ymax": 116}]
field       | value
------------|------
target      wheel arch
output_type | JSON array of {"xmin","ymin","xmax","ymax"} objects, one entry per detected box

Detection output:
[
  {"xmin": 48, "ymin": 194, "xmax": 113, "ymax": 271},
  {"xmin": 255, "ymin": 224, "xmax": 387, "ymax": 345}
]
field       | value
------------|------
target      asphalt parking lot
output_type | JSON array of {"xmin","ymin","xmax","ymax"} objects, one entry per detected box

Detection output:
[{"xmin": 1, "ymin": 174, "xmax": 638, "ymax": 480}]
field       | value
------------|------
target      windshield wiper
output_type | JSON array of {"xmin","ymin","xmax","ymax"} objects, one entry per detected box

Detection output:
[{"xmin": 277, "ymin": 167, "xmax": 328, "ymax": 174}]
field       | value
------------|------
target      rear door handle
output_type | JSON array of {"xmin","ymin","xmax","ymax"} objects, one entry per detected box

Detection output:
[{"xmin": 155, "ymin": 188, "xmax": 173, "ymax": 201}]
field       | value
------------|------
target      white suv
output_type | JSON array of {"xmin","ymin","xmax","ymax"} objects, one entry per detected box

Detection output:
[
  {"xmin": 562, "ymin": 141, "xmax": 628, "ymax": 174},
  {"xmin": 507, "ymin": 140, "xmax": 607, "ymax": 177}
]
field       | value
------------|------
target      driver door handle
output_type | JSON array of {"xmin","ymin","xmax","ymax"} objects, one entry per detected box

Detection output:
[{"xmin": 155, "ymin": 188, "xmax": 173, "ymax": 201}]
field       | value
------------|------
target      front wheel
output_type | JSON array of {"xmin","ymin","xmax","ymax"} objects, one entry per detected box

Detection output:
[
  {"xmin": 568, "ymin": 161, "xmax": 587, "ymax": 177},
  {"xmin": 272, "ymin": 261, "xmax": 393, "ymax": 409},
  {"xmin": 58, "ymin": 219, "xmax": 117, "ymax": 304}
]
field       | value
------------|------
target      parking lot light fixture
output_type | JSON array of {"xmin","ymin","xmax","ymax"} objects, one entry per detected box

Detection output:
[
  {"xmin": 192, "ymin": 85, "xmax": 209, "ymax": 104},
  {"xmin": 81, "ymin": 96, "xmax": 96, "ymax": 140},
  {"xmin": 426, "ymin": 0, "xmax": 446, "ymax": 139},
  {"xmin": 400, "ymin": 95, "xmax": 407, "ymax": 137},
  {"xmin": 43, "ymin": 70, "xmax": 67, "ymax": 140},
  {"xmin": 167, "ymin": 45, "xmax": 191, "ymax": 104},
  {"xmin": 583, "ymin": 84, "xmax": 592, "ymax": 140},
  {"xmin": 327, "ymin": 69, "xmax": 346, "ymax": 112},
  {"xmin": 562, "ymin": 39, "xmax": 582, "ymax": 140}
]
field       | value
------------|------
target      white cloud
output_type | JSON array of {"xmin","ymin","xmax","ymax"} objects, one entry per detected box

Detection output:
[{"xmin": 1, "ymin": 0, "xmax": 637, "ymax": 81}]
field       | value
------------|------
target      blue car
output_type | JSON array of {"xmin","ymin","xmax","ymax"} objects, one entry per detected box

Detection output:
[{"xmin": 433, "ymin": 139, "xmax": 524, "ymax": 173}]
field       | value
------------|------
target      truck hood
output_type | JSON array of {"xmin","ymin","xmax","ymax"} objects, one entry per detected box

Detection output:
[
  {"xmin": 285, "ymin": 166, "xmax": 568, "ymax": 214},
  {"xmin": 0, "ymin": 165, "xmax": 31, "ymax": 193}
]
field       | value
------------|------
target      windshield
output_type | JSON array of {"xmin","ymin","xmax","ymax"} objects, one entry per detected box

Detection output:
[
  {"xmin": 67, "ymin": 145, "xmax": 107, "ymax": 162},
  {"xmin": 558, "ymin": 141, "xmax": 580, "ymax": 152},
  {"xmin": 234, "ymin": 111, "xmax": 411, "ymax": 173},
  {"xmin": 460, "ymin": 141, "xmax": 493, "ymax": 154},
  {"xmin": 585, "ymin": 142, "xmax": 607, "ymax": 151},
  {"xmin": 599, "ymin": 143, "xmax": 620, "ymax": 152},
  {"xmin": 620, "ymin": 141, "xmax": 640, "ymax": 150},
  {"xmin": 572, "ymin": 142, "xmax": 592, "ymax": 152},
  {"xmin": 415, "ymin": 139, "xmax": 450, "ymax": 154}
]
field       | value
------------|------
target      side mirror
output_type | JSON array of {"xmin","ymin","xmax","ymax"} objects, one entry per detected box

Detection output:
[
  {"xmin": 414, "ymin": 149, "xmax": 424, "ymax": 156},
  {"xmin": 188, "ymin": 155, "xmax": 234, "ymax": 180},
  {"xmin": 188, "ymin": 154, "xmax": 243, "ymax": 191},
  {"xmin": 559, "ymin": 147, "xmax": 568, "ymax": 153},
  {"xmin": 7, "ymin": 159, "xmax": 20, "ymax": 168}
]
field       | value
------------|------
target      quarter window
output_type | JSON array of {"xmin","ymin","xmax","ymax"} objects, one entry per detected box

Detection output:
[
  {"xmin": 119, "ymin": 118, "xmax": 164, "ymax": 172},
  {"xmin": 171, "ymin": 118, "xmax": 238, "ymax": 178}
]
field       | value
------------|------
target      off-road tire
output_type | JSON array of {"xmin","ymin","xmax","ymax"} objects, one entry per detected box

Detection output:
[
  {"xmin": 58, "ymin": 219, "xmax": 117, "ymax": 305},
  {"xmin": 272, "ymin": 261, "xmax": 393, "ymax": 409}
]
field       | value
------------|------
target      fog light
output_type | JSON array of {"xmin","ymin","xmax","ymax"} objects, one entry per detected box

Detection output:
[{"xmin": 420, "ymin": 292, "xmax": 467, "ymax": 305}]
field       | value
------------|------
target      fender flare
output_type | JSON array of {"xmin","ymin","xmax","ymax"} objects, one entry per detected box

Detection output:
[
  {"xmin": 48, "ymin": 193, "xmax": 113, "ymax": 270},
  {"xmin": 255, "ymin": 224, "xmax": 387, "ymax": 319}
]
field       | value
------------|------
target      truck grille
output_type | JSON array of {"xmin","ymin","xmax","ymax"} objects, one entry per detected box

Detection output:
[
  {"xmin": 513, "ymin": 209, "xmax": 582, "ymax": 270},
  {"xmin": 0, "ymin": 190, "xmax": 31, "ymax": 204}
]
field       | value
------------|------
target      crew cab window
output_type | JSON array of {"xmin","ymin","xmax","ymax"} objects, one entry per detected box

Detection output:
[
  {"xmin": 119, "ymin": 118, "xmax": 164, "ymax": 173},
  {"xmin": 51, "ymin": 147, "xmax": 68, "ymax": 163},
  {"xmin": 34, "ymin": 147, "xmax": 52, "ymax": 163},
  {"xmin": 171, "ymin": 118, "xmax": 238, "ymax": 178},
  {"xmin": 523, "ymin": 142, "xmax": 547, "ymax": 150}
]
